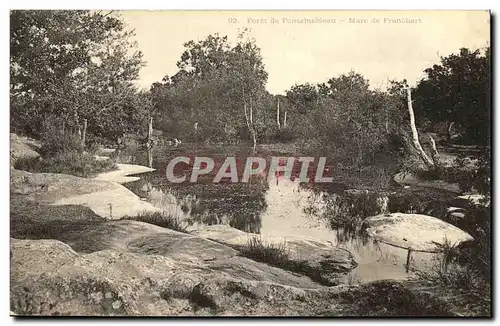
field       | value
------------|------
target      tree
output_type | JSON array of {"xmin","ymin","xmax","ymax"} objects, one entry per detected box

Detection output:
[
  {"xmin": 413, "ymin": 47, "xmax": 490, "ymax": 145},
  {"xmin": 282, "ymin": 71, "xmax": 399, "ymax": 165},
  {"xmin": 10, "ymin": 10, "xmax": 147, "ymax": 144},
  {"xmin": 151, "ymin": 29, "xmax": 269, "ymax": 145},
  {"xmin": 286, "ymin": 83, "xmax": 319, "ymax": 114}
]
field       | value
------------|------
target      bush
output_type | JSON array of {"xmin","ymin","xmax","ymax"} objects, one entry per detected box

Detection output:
[
  {"xmin": 414, "ymin": 236, "xmax": 491, "ymax": 316},
  {"xmin": 121, "ymin": 211, "xmax": 188, "ymax": 233},
  {"xmin": 14, "ymin": 150, "xmax": 116, "ymax": 178},
  {"xmin": 39, "ymin": 119, "xmax": 84, "ymax": 157}
]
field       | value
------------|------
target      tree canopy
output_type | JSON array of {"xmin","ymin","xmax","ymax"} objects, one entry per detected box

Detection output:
[
  {"xmin": 10, "ymin": 10, "xmax": 149, "ymax": 142},
  {"xmin": 413, "ymin": 47, "xmax": 490, "ymax": 145}
]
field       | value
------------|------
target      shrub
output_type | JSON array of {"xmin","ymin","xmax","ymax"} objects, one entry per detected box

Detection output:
[
  {"xmin": 121, "ymin": 211, "xmax": 188, "ymax": 233},
  {"xmin": 414, "ymin": 236, "xmax": 491, "ymax": 316},
  {"xmin": 39, "ymin": 125, "xmax": 84, "ymax": 157},
  {"xmin": 14, "ymin": 150, "xmax": 116, "ymax": 178}
]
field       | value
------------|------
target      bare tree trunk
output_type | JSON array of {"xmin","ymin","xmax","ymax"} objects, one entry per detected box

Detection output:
[
  {"xmin": 147, "ymin": 116, "xmax": 153, "ymax": 149},
  {"xmin": 429, "ymin": 135, "xmax": 440, "ymax": 165},
  {"xmin": 283, "ymin": 110, "xmax": 287, "ymax": 128},
  {"xmin": 252, "ymin": 132, "xmax": 257, "ymax": 152},
  {"xmin": 81, "ymin": 119, "xmax": 87, "ymax": 148},
  {"xmin": 406, "ymin": 86, "xmax": 435, "ymax": 169},
  {"xmin": 74, "ymin": 111, "xmax": 81, "ymax": 139},
  {"xmin": 385, "ymin": 110, "xmax": 389, "ymax": 134},
  {"xmin": 249, "ymin": 97, "xmax": 256, "ymax": 152},
  {"xmin": 447, "ymin": 121, "xmax": 455, "ymax": 142},
  {"xmin": 277, "ymin": 97, "xmax": 281, "ymax": 130},
  {"xmin": 243, "ymin": 88, "xmax": 257, "ymax": 152},
  {"xmin": 148, "ymin": 148, "xmax": 153, "ymax": 168}
]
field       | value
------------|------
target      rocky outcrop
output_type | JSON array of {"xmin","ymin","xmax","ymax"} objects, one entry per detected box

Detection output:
[
  {"xmin": 10, "ymin": 133, "xmax": 41, "ymax": 167},
  {"xmin": 10, "ymin": 235, "xmax": 456, "ymax": 316},
  {"xmin": 11, "ymin": 168, "xmax": 159, "ymax": 219},
  {"xmin": 10, "ymin": 233, "xmax": 324, "ymax": 316},
  {"xmin": 190, "ymin": 224, "xmax": 357, "ymax": 285}
]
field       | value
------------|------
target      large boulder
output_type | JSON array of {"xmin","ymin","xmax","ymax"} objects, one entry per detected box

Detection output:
[
  {"xmin": 363, "ymin": 213, "xmax": 474, "ymax": 252},
  {"xmin": 190, "ymin": 224, "xmax": 358, "ymax": 285},
  {"xmin": 10, "ymin": 133, "xmax": 40, "ymax": 167}
]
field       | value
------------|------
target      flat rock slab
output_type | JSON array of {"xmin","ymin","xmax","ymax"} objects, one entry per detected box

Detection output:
[
  {"xmin": 457, "ymin": 194, "xmax": 489, "ymax": 206},
  {"xmin": 11, "ymin": 170, "xmax": 118, "ymax": 201},
  {"xmin": 94, "ymin": 164, "xmax": 155, "ymax": 184},
  {"xmin": 363, "ymin": 213, "xmax": 473, "ymax": 252},
  {"xmin": 191, "ymin": 224, "xmax": 357, "ymax": 285},
  {"xmin": 11, "ymin": 167, "xmax": 159, "ymax": 219},
  {"xmin": 52, "ymin": 187, "xmax": 160, "ymax": 219},
  {"xmin": 10, "ymin": 236, "xmax": 324, "ymax": 316},
  {"xmin": 394, "ymin": 172, "xmax": 461, "ymax": 194}
]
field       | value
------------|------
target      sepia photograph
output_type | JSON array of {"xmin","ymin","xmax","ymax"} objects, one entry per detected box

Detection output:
[{"xmin": 9, "ymin": 10, "xmax": 491, "ymax": 317}]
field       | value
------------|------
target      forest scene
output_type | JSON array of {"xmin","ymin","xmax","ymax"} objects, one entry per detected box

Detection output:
[{"xmin": 10, "ymin": 10, "xmax": 491, "ymax": 317}]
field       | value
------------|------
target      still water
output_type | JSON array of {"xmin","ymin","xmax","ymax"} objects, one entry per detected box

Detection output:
[{"xmin": 119, "ymin": 145, "xmax": 441, "ymax": 284}]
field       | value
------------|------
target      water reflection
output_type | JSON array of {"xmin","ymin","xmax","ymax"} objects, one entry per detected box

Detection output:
[{"xmin": 120, "ymin": 147, "xmax": 439, "ymax": 283}]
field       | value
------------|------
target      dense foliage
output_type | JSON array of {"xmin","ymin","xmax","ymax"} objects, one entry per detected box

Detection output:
[
  {"xmin": 10, "ymin": 12, "xmax": 490, "ymax": 167},
  {"xmin": 413, "ymin": 48, "xmax": 490, "ymax": 146},
  {"xmin": 10, "ymin": 10, "xmax": 151, "ymax": 143}
]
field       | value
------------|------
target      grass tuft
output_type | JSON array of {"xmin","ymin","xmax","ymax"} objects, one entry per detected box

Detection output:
[
  {"xmin": 239, "ymin": 237, "xmax": 290, "ymax": 267},
  {"xmin": 121, "ymin": 211, "xmax": 188, "ymax": 233}
]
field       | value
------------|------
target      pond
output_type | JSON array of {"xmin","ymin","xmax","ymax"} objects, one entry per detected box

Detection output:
[{"xmin": 117, "ymin": 144, "xmax": 455, "ymax": 284}]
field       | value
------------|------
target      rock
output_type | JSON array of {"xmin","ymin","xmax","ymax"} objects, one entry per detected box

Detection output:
[
  {"xmin": 394, "ymin": 172, "xmax": 461, "ymax": 194},
  {"xmin": 10, "ymin": 133, "xmax": 41, "ymax": 167},
  {"xmin": 93, "ymin": 155, "xmax": 110, "ymax": 161},
  {"xmin": 190, "ymin": 224, "xmax": 357, "ymax": 285},
  {"xmin": 363, "ymin": 213, "xmax": 474, "ymax": 252},
  {"xmin": 52, "ymin": 187, "xmax": 160, "ymax": 219},
  {"xmin": 98, "ymin": 148, "xmax": 116, "ymax": 154},
  {"xmin": 11, "ymin": 237, "xmax": 458, "ymax": 316},
  {"xmin": 449, "ymin": 212, "xmax": 465, "ymax": 220},
  {"xmin": 94, "ymin": 164, "xmax": 155, "ymax": 184},
  {"xmin": 10, "ymin": 236, "xmax": 322, "ymax": 316},
  {"xmin": 10, "ymin": 169, "xmax": 159, "ymax": 219},
  {"xmin": 457, "ymin": 194, "xmax": 489, "ymax": 206}
]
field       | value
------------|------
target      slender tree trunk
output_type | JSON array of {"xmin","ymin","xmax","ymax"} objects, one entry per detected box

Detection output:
[
  {"xmin": 147, "ymin": 116, "xmax": 153, "ymax": 149},
  {"xmin": 277, "ymin": 97, "xmax": 281, "ymax": 130},
  {"xmin": 283, "ymin": 110, "xmax": 287, "ymax": 128},
  {"xmin": 74, "ymin": 111, "xmax": 81, "ymax": 139},
  {"xmin": 385, "ymin": 110, "xmax": 389, "ymax": 134},
  {"xmin": 447, "ymin": 121, "xmax": 455, "ymax": 142},
  {"xmin": 243, "ymin": 88, "xmax": 257, "ymax": 152},
  {"xmin": 81, "ymin": 119, "xmax": 87, "ymax": 148},
  {"xmin": 429, "ymin": 134, "xmax": 439, "ymax": 165},
  {"xmin": 249, "ymin": 98, "xmax": 256, "ymax": 152},
  {"xmin": 148, "ymin": 148, "xmax": 153, "ymax": 168},
  {"xmin": 406, "ymin": 86, "xmax": 435, "ymax": 169}
]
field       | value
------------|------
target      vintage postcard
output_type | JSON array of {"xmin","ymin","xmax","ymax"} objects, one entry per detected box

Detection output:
[{"xmin": 10, "ymin": 10, "xmax": 491, "ymax": 317}]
